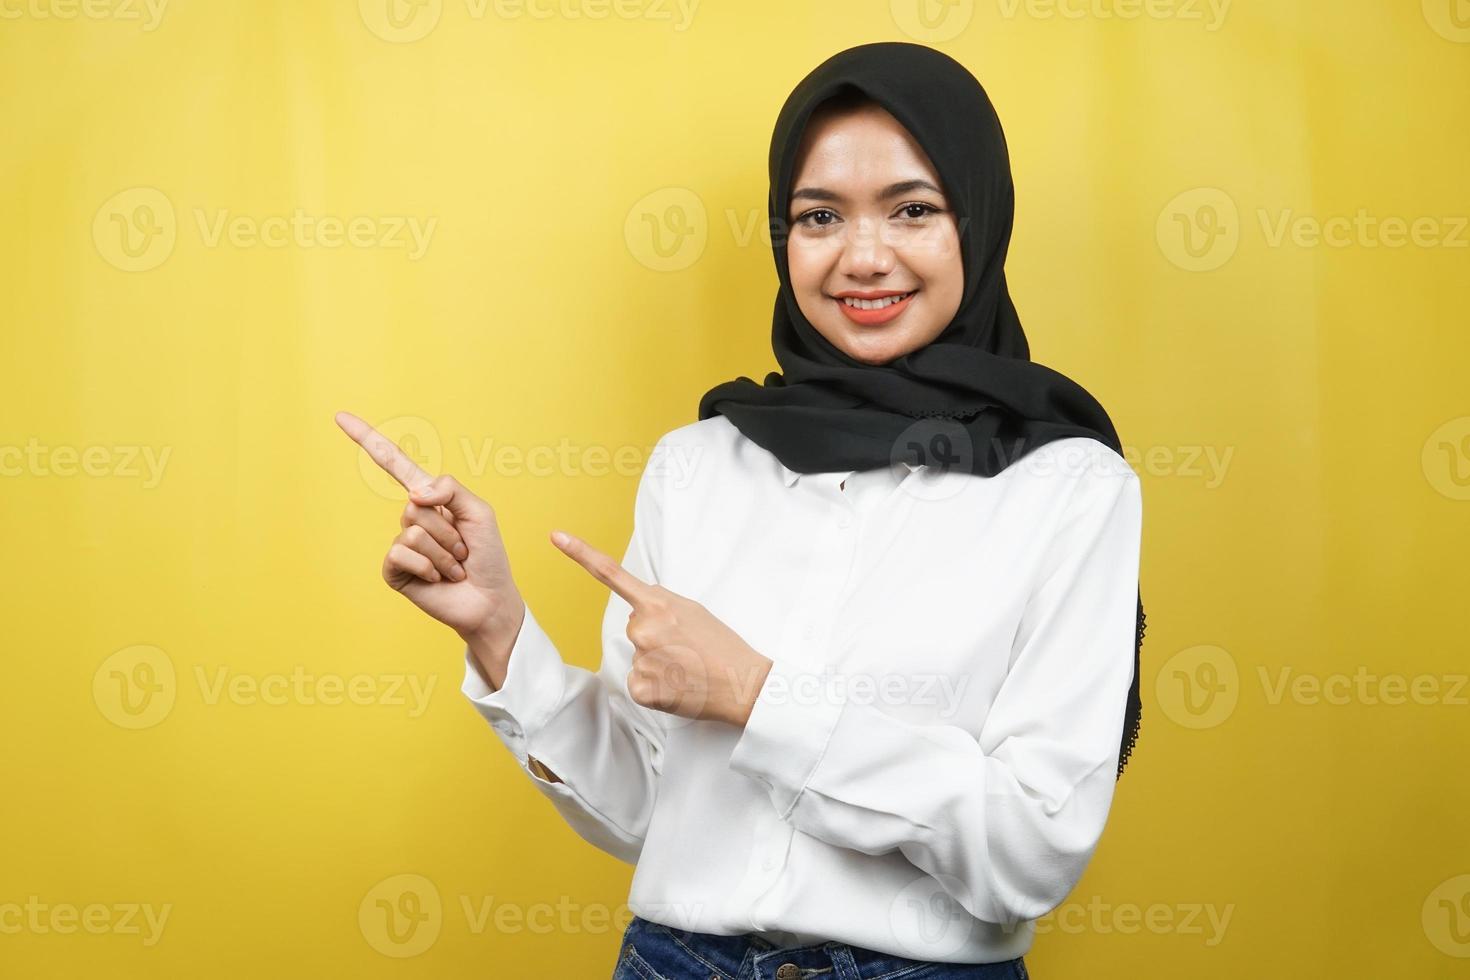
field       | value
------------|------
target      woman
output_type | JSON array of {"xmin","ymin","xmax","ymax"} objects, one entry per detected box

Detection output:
[{"xmin": 337, "ymin": 40, "xmax": 1145, "ymax": 980}]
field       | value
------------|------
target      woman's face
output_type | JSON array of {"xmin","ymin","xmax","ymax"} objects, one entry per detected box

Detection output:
[{"xmin": 784, "ymin": 102, "xmax": 963, "ymax": 366}]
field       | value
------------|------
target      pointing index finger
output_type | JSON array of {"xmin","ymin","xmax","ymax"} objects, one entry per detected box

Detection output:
[
  {"xmin": 552, "ymin": 530, "xmax": 654, "ymax": 609},
  {"xmin": 335, "ymin": 410, "xmax": 434, "ymax": 492}
]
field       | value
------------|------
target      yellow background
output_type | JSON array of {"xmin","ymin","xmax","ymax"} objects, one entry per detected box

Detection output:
[{"xmin": 3, "ymin": 0, "xmax": 1468, "ymax": 976}]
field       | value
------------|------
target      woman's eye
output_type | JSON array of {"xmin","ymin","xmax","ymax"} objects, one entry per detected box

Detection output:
[
  {"xmin": 794, "ymin": 204, "xmax": 940, "ymax": 228},
  {"xmin": 898, "ymin": 202, "xmax": 940, "ymax": 221},
  {"xmin": 796, "ymin": 208, "xmax": 839, "ymax": 227}
]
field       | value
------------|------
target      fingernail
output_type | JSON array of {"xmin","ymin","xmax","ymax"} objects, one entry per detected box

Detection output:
[
  {"xmin": 551, "ymin": 530, "xmax": 569, "ymax": 547},
  {"xmin": 449, "ymin": 563, "xmax": 465, "ymax": 581},
  {"xmin": 453, "ymin": 543, "xmax": 469, "ymax": 560}
]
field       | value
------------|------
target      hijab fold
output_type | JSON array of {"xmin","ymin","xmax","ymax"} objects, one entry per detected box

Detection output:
[{"xmin": 697, "ymin": 41, "xmax": 1146, "ymax": 778}]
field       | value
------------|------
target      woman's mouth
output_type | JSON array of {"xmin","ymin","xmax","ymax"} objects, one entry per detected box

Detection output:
[{"xmin": 834, "ymin": 289, "xmax": 918, "ymax": 326}]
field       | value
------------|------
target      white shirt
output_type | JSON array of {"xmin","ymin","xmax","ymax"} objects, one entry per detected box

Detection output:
[{"xmin": 461, "ymin": 413, "xmax": 1143, "ymax": 963}]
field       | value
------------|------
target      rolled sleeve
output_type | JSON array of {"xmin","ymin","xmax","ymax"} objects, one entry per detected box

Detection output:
[
  {"xmin": 727, "ymin": 655, "xmax": 844, "ymax": 820},
  {"xmin": 460, "ymin": 603, "xmax": 567, "ymax": 764}
]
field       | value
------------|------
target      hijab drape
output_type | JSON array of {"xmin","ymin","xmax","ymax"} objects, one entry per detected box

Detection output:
[{"xmin": 697, "ymin": 41, "xmax": 1146, "ymax": 778}]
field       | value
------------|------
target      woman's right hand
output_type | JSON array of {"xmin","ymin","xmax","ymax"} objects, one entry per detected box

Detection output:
[{"xmin": 335, "ymin": 411, "xmax": 526, "ymax": 660}]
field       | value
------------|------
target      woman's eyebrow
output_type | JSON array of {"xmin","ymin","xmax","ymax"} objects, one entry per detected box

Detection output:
[{"xmin": 790, "ymin": 178, "xmax": 945, "ymax": 204}]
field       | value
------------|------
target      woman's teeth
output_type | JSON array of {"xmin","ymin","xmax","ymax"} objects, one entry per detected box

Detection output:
[{"xmin": 841, "ymin": 291, "xmax": 915, "ymax": 310}]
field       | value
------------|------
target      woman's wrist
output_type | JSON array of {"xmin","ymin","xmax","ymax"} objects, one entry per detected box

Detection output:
[{"xmin": 461, "ymin": 596, "xmax": 527, "ymax": 692}]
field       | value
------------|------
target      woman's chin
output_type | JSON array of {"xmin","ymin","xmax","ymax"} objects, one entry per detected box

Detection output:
[
  {"xmin": 829, "ymin": 328, "xmax": 917, "ymax": 365},
  {"xmin": 841, "ymin": 342, "xmax": 906, "ymax": 366},
  {"xmin": 809, "ymin": 314, "xmax": 934, "ymax": 364}
]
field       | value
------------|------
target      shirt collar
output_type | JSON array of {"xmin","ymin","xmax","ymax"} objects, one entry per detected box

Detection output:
[{"xmin": 777, "ymin": 459, "xmax": 922, "ymax": 488}]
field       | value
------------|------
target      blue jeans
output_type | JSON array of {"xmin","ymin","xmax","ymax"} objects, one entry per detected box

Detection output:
[{"xmin": 612, "ymin": 914, "xmax": 1030, "ymax": 980}]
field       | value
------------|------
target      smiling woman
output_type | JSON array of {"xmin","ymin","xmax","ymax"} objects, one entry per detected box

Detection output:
[
  {"xmin": 341, "ymin": 39, "xmax": 1144, "ymax": 980},
  {"xmin": 489, "ymin": 40, "xmax": 1141, "ymax": 979}
]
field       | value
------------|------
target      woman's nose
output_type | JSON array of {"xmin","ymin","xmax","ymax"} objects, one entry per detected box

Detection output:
[{"xmin": 837, "ymin": 216, "xmax": 896, "ymax": 278}]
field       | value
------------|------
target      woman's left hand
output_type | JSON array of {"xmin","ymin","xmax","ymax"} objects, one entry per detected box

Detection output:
[{"xmin": 550, "ymin": 528, "xmax": 773, "ymax": 729}]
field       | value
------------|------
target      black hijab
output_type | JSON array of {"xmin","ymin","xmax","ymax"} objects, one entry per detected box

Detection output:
[{"xmin": 697, "ymin": 41, "xmax": 1146, "ymax": 778}]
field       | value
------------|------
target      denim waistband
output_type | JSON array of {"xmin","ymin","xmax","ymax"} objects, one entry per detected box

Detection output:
[{"xmin": 616, "ymin": 914, "xmax": 1028, "ymax": 980}]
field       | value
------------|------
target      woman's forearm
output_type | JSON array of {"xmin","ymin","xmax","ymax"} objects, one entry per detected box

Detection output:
[{"xmin": 463, "ymin": 600, "xmax": 563, "ymax": 782}]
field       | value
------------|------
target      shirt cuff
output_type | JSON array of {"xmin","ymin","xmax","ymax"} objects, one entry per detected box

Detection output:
[
  {"xmin": 727, "ymin": 654, "xmax": 845, "ymax": 820},
  {"xmin": 460, "ymin": 604, "xmax": 568, "ymax": 763}
]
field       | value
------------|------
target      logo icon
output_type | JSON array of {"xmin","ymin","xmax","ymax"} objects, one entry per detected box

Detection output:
[
  {"xmin": 1422, "ymin": 416, "xmax": 1470, "ymax": 501},
  {"xmin": 1155, "ymin": 644, "xmax": 1238, "ymax": 730},
  {"xmin": 359, "ymin": 0, "xmax": 443, "ymax": 43},
  {"xmin": 624, "ymin": 188, "xmax": 708, "ymax": 272},
  {"xmin": 359, "ymin": 873, "xmax": 442, "ymax": 957},
  {"xmin": 93, "ymin": 188, "xmax": 177, "ymax": 272},
  {"xmin": 1423, "ymin": 874, "xmax": 1470, "ymax": 957},
  {"xmin": 890, "ymin": 0, "xmax": 975, "ymax": 42},
  {"xmin": 1157, "ymin": 187, "xmax": 1239, "ymax": 272},
  {"xmin": 1423, "ymin": 0, "xmax": 1470, "ymax": 42},
  {"xmin": 890, "ymin": 417, "xmax": 975, "ymax": 502},
  {"xmin": 887, "ymin": 871, "xmax": 977, "ymax": 958},
  {"xmin": 93, "ymin": 645, "xmax": 177, "ymax": 729}
]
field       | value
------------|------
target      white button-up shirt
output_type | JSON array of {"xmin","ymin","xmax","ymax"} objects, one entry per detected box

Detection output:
[{"xmin": 461, "ymin": 413, "xmax": 1143, "ymax": 963}]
